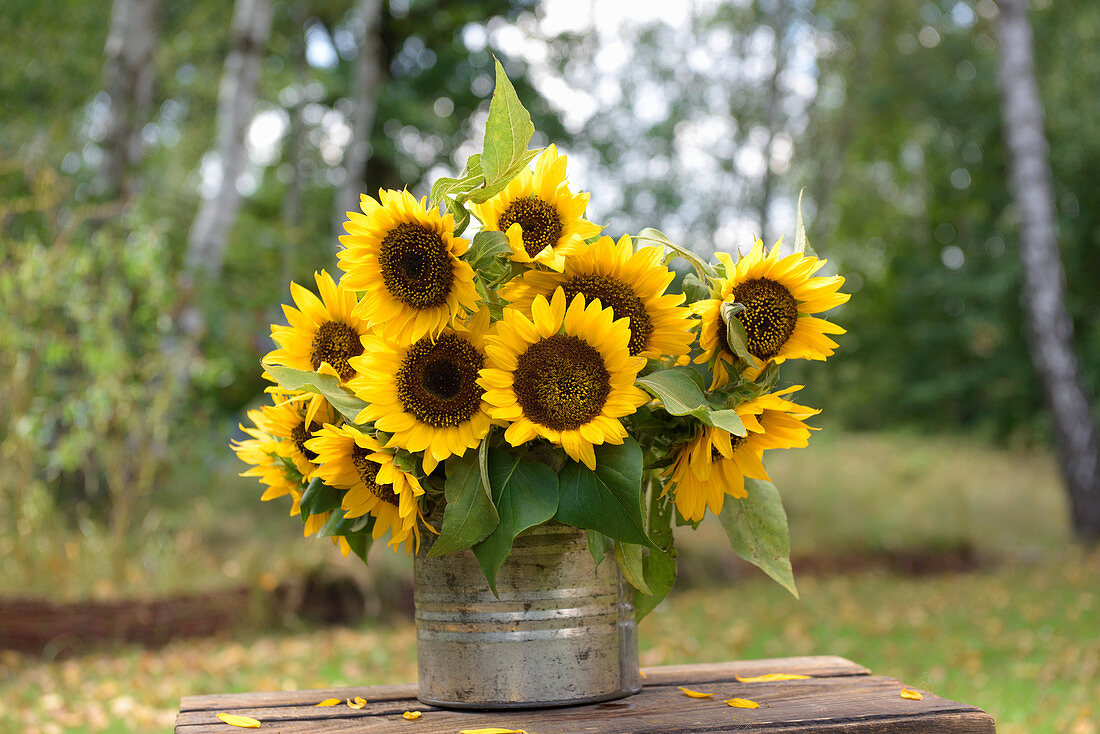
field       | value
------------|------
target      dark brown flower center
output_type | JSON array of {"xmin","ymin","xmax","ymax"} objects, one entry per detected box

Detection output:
[
  {"xmin": 351, "ymin": 445, "xmax": 396, "ymax": 506},
  {"xmin": 395, "ymin": 333, "xmax": 485, "ymax": 428},
  {"xmin": 378, "ymin": 222, "xmax": 455, "ymax": 309},
  {"xmin": 310, "ymin": 320, "xmax": 363, "ymax": 381},
  {"xmin": 291, "ymin": 422, "xmax": 319, "ymax": 463},
  {"xmin": 498, "ymin": 196, "xmax": 563, "ymax": 258},
  {"xmin": 558, "ymin": 274, "xmax": 654, "ymax": 356},
  {"xmin": 726, "ymin": 278, "xmax": 799, "ymax": 360},
  {"xmin": 513, "ymin": 334, "xmax": 610, "ymax": 431}
]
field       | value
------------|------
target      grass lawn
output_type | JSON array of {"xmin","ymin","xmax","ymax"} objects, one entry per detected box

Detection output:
[{"xmin": 1, "ymin": 430, "xmax": 1097, "ymax": 733}]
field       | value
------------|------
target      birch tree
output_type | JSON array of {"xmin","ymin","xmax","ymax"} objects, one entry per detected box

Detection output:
[
  {"xmin": 997, "ymin": 0, "xmax": 1100, "ymax": 541},
  {"xmin": 100, "ymin": 0, "xmax": 160, "ymax": 199},
  {"xmin": 334, "ymin": 0, "xmax": 385, "ymax": 233},
  {"xmin": 185, "ymin": 0, "xmax": 272, "ymax": 282}
]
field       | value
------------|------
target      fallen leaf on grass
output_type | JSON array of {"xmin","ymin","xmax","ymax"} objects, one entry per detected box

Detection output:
[
  {"xmin": 724, "ymin": 698, "xmax": 760, "ymax": 709},
  {"xmin": 315, "ymin": 699, "xmax": 341, "ymax": 707},
  {"xmin": 216, "ymin": 713, "xmax": 261, "ymax": 728},
  {"xmin": 900, "ymin": 689, "xmax": 923, "ymax": 700},
  {"xmin": 347, "ymin": 697, "xmax": 367, "ymax": 709},
  {"xmin": 678, "ymin": 686, "xmax": 715, "ymax": 698},
  {"xmin": 734, "ymin": 673, "xmax": 810, "ymax": 682},
  {"xmin": 458, "ymin": 729, "xmax": 528, "ymax": 734},
  {"xmin": 402, "ymin": 711, "xmax": 422, "ymax": 720}
]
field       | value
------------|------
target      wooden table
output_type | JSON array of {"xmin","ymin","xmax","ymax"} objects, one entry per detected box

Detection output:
[{"xmin": 175, "ymin": 655, "xmax": 995, "ymax": 733}]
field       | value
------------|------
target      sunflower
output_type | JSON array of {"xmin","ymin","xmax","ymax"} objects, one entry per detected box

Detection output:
[
  {"xmin": 662, "ymin": 387, "xmax": 819, "ymax": 522},
  {"xmin": 501, "ymin": 234, "xmax": 694, "ymax": 359},
  {"xmin": 694, "ymin": 240, "xmax": 849, "ymax": 388},
  {"xmin": 258, "ymin": 392, "xmax": 337, "ymax": 479},
  {"xmin": 306, "ymin": 424, "xmax": 424, "ymax": 553},
  {"xmin": 266, "ymin": 270, "xmax": 371, "ymax": 386},
  {"xmin": 471, "ymin": 144, "xmax": 601, "ymax": 271},
  {"xmin": 232, "ymin": 407, "xmax": 304, "ymax": 511},
  {"xmin": 349, "ymin": 308, "xmax": 494, "ymax": 475},
  {"xmin": 478, "ymin": 289, "xmax": 649, "ymax": 470},
  {"xmin": 338, "ymin": 188, "xmax": 478, "ymax": 343}
]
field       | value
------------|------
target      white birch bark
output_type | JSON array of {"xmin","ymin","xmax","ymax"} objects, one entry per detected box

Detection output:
[
  {"xmin": 997, "ymin": 0, "xmax": 1100, "ymax": 541},
  {"xmin": 185, "ymin": 0, "xmax": 272, "ymax": 281},
  {"xmin": 100, "ymin": 0, "xmax": 159, "ymax": 198},
  {"xmin": 334, "ymin": 0, "xmax": 385, "ymax": 235}
]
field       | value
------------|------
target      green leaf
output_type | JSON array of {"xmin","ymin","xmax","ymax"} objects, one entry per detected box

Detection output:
[
  {"xmin": 555, "ymin": 438, "xmax": 655, "ymax": 548},
  {"xmin": 636, "ymin": 227, "xmax": 717, "ymax": 280},
  {"xmin": 319, "ymin": 507, "xmax": 359, "ymax": 537},
  {"xmin": 635, "ymin": 492, "xmax": 677, "ymax": 621},
  {"xmin": 261, "ymin": 364, "xmax": 368, "ymax": 424},
  {"xmin": 446, "ymin": 197, "xmax": 471, "ymax": 236},
  {"xmin": 719, "ymin": 301, "xmax": 758, "ymax": 369},
  {"xmin": 431, "ymin": 154, "xmax": 484, "ymax": 204},
  {"xmin": 794, "ymin": 188, "xmax": 818, "ymax": 258},
  {"xmin": 480, "ymin": 59, "xmax": 535, "ymax": 187},
  {"xmin": 636, "ymin": 368, "xmax": 747, "ymax": 436},
  {"xmin": 344, "ymin": 531, "xmax": 373, "ymax": 564},
  {"xmin": 586, "ymin": 529, "xmax": 614, "ymax": 567},
  {"xmin": 680, "ymin": 271, "xmax": 713, "ymax": 302},
  {"xmin": 299, "ymin": 477, "xmax": 341, "ymax": 520},
  {"xmin": 614, "ymin": 542, "xmax": 653, "ymax": 595},
  {"xmin": 466, "ymin": 230, "xmax": 512, "ymax": 271},
  {"xmin": 471, "ymin": 449, "xmax": 559, "ymax": 594},
  {"xmin": 428, "ymin": 452, "xmax": 500, "ymax": 557},
  {"xmin": 717, "ymin": 478, "xmax": 798, "ymax": 598},
  {"xmin": 466, "ymin": 148, "xmax": 540, "ymax": 204}
]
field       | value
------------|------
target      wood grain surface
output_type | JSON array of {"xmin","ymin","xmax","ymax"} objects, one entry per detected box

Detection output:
[{"xmin": 175, "ymin": 656, "xmax": 996, "ymax": 733}]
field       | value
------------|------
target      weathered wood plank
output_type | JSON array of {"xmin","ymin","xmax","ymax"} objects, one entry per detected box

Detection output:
[
  {"xmin": 175, "ymin": 673, "xmax": 994, "ymax": 734},
  {"xmin": 178, "ymin": 656, "xmax": 866, "ymax": 713}
]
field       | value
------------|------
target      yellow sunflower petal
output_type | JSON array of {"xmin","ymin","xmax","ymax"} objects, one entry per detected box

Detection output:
[
  {"xmin": 678, "ymin": 686, "xmax": 716, "ymax": 698},
  {"xmin": 724, "ymin": 698, "xmax": 760, "ymax": 709},
  {"xmin": 347, "ymin": 696, "xmax": 367, "ymax": 709},
  {"xmin": 900, "ymin": 689, "xmax": 924, "ymax": 700},
  {"xmin": 215, "ymin": 713, "xmax": 262, "ymax": 728},
  {"xmin": 402, "ymin": 711, "xmax": 422, "ymax": 720},
  {"xmin": 734, "ymin": 673, "xmax": 810, "ymax": 682},
  {"xmin": 315, "ymin": 698, "xmax": 342, "ymax": 707}
]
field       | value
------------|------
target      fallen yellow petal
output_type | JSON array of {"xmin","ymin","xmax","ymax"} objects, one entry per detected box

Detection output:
[
  {"xmin": 678, "ymin": 686, "xmax": 715, "ymax": 698},
  {"xmin": 724, "ymin": 698, "xmax": 760, "ymax": 709},
  {"xmin": 315, "ymin": 699, "xmax": 341, "ymax": 707},
  {"xmin": 457, "ymin": 729, "xmax": 527, "ymax": 734},
  {"xmin": 346, "ymin": 696, "xmax": 367, "ymax": 709},
  {"xmin": 900, "ymin": 689, "xmax": 923, "ymax": 700},
  {"xmin": 638, "ymin": 670, "xmax": 647, "ymax": 679},
  {"xmin": 402, "ymin": 711, "xmax": 422, "ymax": 720},
  {"xmin": 735, "ymin": 673, "xmax": 810, "ymax": 682},
  {"xmin": 215, "ymin": 713, "xmax": 261, "ymax": 728}
]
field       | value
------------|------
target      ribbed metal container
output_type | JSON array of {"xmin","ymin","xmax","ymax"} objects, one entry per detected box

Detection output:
[{"xmin": 414, "ymin": 523, "xmax": 641, "ymax": 709}]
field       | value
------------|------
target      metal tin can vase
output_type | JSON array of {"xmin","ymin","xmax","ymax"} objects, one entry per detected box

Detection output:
[{"xmin": 414, "ymin": 523, "xmax": 642, "ymax": 709}]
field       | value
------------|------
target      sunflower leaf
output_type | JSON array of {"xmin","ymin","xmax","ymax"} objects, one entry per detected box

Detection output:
[
  {"xmin": 719, "ymin": 301, "xmax": 759, "ymax": 369},
  {"xmin": 261, "ymin": 364, "xmax": 368, "ymax": 425},
  {"xmin": 471, "ymin": 449, "xmax": 559, "ymax": 594},
  {"xmin": 446, "ymin": 196, "xmax": 471, "ymax": 236},
  {"xmin": 479, "ymin": 59, "xmax": 535, "ymax": 191},
  {"xmin": 466, "ymin": 230, "xmax": 512, "ymax": 271},
  {"xmin": 635, "ymin": 491, "xmax": 676, "ymax": 620},
  {"xmin": 429, "ymin": 452, "xmax": 500, "ymax": 557},
  {"xmin": 614, "ymin": 541, "xmax": 653, "ymax": 595},
  {"xmin": 794, "ymin": 188, "xmax": 818, "ymax": 258},
  {"xmin": 319, "ymin": 507, "xmax": 361, "ymax": 537},
  {"xmin": 555, "ymin": 439, "xmax": 656, "ymax": 549},
  {"xmin": 717, "ymin": 477, "xmax": 798, "ymax": 598},
  {"xmin": 466, "ymin": 148, "xmax": 541, "ymax": 204},
  {"xmin": 344, "ymin": 529, "xmax": 373, "ymax": 564},
  {"xmin": 299, "ymin": 477, "xmax": 341, "ymax": 520},
  {"xmin": 680, "ymin": 271, "xmax": 713, "ymax": 302},
  {"xmin": 432, "ymin": 154, "xmax": 484, "ymax": 205},
  {"xmin": 586, "ymin": 529, "xmax": 614, "ymax": 567},
  {"xmin": 637, "ymin": 368, "xmax": 747, "ymax": 436},
  {"xmin": 636, "ymin": 227, "xmax": 717, "ymax": 280}
]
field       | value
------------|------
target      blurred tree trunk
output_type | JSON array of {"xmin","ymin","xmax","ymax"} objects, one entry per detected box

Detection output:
[
  {"xmin": 282, "ymin": 1, "xmax": 310, "ymax": 287},
  {"xmin": 334, "ymin": 0, "xmax": 384, "ymax": 237},
  {"xmin": 997, "ymin": 0, "xmax": 1100, "ymax": 542},
  {"xmin": 100, "ymin": 0, "xmax": 160, "ymax": 199},
  {"xmin": 185, "ymin": 0, "xmax": 272, "ymax": 284}
]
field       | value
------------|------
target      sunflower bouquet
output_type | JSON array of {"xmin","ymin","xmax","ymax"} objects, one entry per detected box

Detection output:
[{"xmin": 234, "ymin": 63, "xmax": 848, "ymax": 612}]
